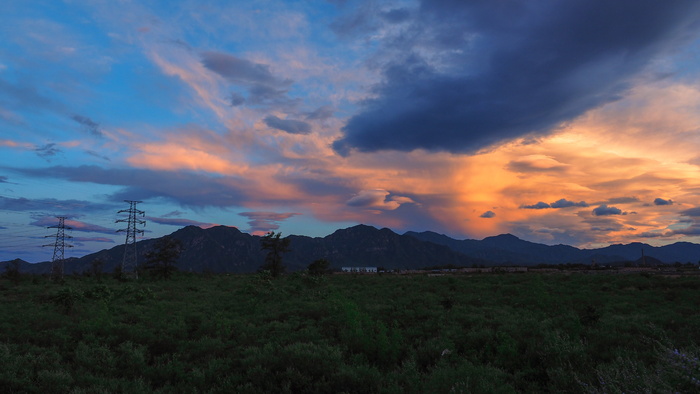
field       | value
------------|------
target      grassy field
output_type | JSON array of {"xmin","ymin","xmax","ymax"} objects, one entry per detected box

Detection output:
[{"xmin": 1, "ymin": 271, "xmax": 699, "ymax": 393}]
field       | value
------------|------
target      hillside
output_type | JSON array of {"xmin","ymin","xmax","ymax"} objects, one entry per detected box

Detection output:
[{"xmin": 4, "ymin": 224, "xmax": 700, "ymax": 274}]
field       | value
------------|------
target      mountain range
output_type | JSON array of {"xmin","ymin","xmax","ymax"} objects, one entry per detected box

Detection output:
[{"xmin": 3, "ymin": 224, "xmax": 699, "ymax": 275}]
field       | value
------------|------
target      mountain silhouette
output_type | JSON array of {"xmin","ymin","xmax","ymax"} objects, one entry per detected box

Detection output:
[{"xmin": 3, "ymin": 224, "xmax": 699, "ymax": 274}]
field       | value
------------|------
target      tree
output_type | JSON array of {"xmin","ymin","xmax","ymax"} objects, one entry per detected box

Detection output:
[
  {"xmin": 260, "ymin": 232, "xmax": 291, "ymax": 277},
  {"xmin": 144, "ymin": 236, "xmax": 182, "ymax": 280},
  {"xmin": 308, "ymin": 258, "xmax": 330, "ymax": 276},
  {"xmin": 2, "ymin": 259, "xmax": 21, "ymax": 284},
  {"xmin": 89, "ymin": 258, "xmax": 104, "ymax": 281}
]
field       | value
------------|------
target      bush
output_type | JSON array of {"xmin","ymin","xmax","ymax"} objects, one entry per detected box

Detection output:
[{"xmin": 50, "ymin": 286, "xmax": 83, "ymax": 314}]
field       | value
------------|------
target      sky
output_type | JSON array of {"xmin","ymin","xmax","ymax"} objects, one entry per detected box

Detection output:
[{"xmin": 2, "ymin": 0, "xmax": 700, "ymax": 263}]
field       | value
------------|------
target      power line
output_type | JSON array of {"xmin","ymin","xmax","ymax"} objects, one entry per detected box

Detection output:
[
  {"xmin": 116, "ymin": 200, "xmax": 145, "ymax": 279},
  {"xmin": 43, "ymin": 217, "xmax": 73, "ymax": 280}
]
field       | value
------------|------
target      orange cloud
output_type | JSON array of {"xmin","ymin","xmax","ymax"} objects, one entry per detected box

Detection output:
[{"xmin": 128, "ymin": 142, "xmax": 248, "ymax": 174}]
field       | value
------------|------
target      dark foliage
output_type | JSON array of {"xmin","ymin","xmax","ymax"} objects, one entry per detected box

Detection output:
[
  {"xmin": 260, "ymin": 232, "xmax": 290, "ymax": 277},
  {"xmin": 307, "ymin": 258, "xmax": 330, "ymax": 276},
  {"xmin": 144, "ymin": 237, "xmax": 182, "ymax": 280},
  {"xmin": 2, "ymin": 272, "xmax": 699, "ymax": 392},
  {"xmin": 2, "ymin": 259, "xmax": 21, "ymax": 284}
]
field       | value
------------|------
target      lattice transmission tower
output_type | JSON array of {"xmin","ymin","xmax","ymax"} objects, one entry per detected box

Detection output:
[
  {"xmin": 43, "ymin": 216, "xmax": 73, "ymax": 280},
  {"xmin": 116, "ymin": 200, "xmax": 145, "ymax": 278}
]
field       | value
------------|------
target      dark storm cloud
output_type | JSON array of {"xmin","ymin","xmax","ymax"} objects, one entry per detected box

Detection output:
[
  {"xmin": 480, "ymin": 210, "xmax": 495, "ymax": 218},
  {"xmin": 592, "ymin": 204, "xmax": 622, "ymax": 216},
  {"xmin": 239, "ymin": 211, "xmax": 300, "ymax": 234},
  {"xmin": 333, "ymin": 0, "xmax": 700, "ymax": 154},
  {"xmin": 654, "ymin": 197, "xmax": 673, "ymax": 206},
  {"xmin": 550, "ymin": 199, "xmax": 589, "ymax": 208},
  {"xmin": 520, "ymin": 202, "xmax": 550, "ymax": 210},
  {"xmin": 71, "ymin": 114, "xmax": 103, "ymax": 137},
  {"xmin": 263, "ymin": 115, "xmax": 312, "ymax": 135}
]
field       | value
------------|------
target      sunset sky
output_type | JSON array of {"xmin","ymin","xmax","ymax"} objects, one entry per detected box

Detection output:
[{"xmin": 3, "ymin": 0, "xmax": 700, "ymax": 263}]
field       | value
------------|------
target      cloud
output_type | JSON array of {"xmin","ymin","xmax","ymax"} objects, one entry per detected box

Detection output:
[
  {"xmin": 162, "ymin": 210, "xmax": 186, "ymax": 217},
  {"xmin": 17, "ymin": 165, "xmax": 250, "ymax": 208},
  {"xmin": 238, "ymin": 211, "xmax": 300, "ymax": 234},
  {"xmin": 34, "ymin": 143, "xmax": 61, "ymax": 160},
  {"xmin": 71, "ymin": 114, "xmax": 103, "ymax": 137},
  {"xmin": 520, "ymin": 202, "xmax": 550, "ymax": 210},
  {"xmin": 521, "ymin": 199, "xmax": 588, "ymax": 209},
  {"xmin": 671, "ymin": 224, "xmax": 700, "ymax": 236},
  {"xmin": 333, "ymin": 0, "xmax": 700, "ymax": 154},
  {"xmin": 550, "ymin": 199, "xmax": 589, "ymax": 208},
  {"xmin": 147, "ymin": 216, "xmax": 218, "ymax": 228},
  {"xmin": 263, "ymin": 115, "xmax": 312, "ymax": 134},
  {"xmin": 201, "ymin": 51, "xmax": 295, "ymax": 106},
  {"xmin": 305, "ymin": 105, "xmax": 334, "ymax": 120},
  {"xmin": 346, "ymin": 189, "xmax": 415, "ymax": 211},
  {"xmin": 507, "ymin": 155, "xmax": 569, "ymax": 173},
  {"xmin": 637, "ymin": 230, "xmax": 673, "ymax": 238},
  {"xmin": 381, "ymin": 8, "xmax": 411, "ymax": 24},
  {"xmin": 0, "ymin": 195, "xmax": 114, "ymax": 213},
  {"xmin": 480, "ymin": 210, "xmax": 495, "ymax": 218},
  {"xmin": 592, "ymin": 204, "xmax": 623, "ymax": 216},
  {"xmin": 0, "ymin": 77, "xmax": 64, "ymax": 112},
  {"xmin": 605, "ymin": 197, "xmax": 640, "ymax": 205},
  {"xmin": 201, "ymin": 51, "xmax": 284, "ymax": 86},
  {"xmin": 654, "ymin": 197, "xmax": 673, "ymax": 206},
  {"xmin": 30, "ymin": 216, "xmax": 116, "ymax": 235},
  {"xmin": 72, "ymin": 236, "xmax": 115, "ymax": 244},
  {"xmin": 228, "ymin": 92, "xmax": 245, "ymax": 106},
  {"xmin": 680, "ymin": 207, "xmax": 700, "ymax": 217}
]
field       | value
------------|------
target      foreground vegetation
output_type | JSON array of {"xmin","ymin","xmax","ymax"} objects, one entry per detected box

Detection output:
[{"xmin": 1, "ymin": 271, "xmax": 699, "ymax": 393}]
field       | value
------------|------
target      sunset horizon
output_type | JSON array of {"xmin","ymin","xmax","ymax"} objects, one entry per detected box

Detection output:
[{"xmin": 3, "ymin": 0, "xmax": 700, "ymax": 263}]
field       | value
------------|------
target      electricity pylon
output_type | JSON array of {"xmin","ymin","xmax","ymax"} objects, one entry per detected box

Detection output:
[
  {"xmin": 116, "ymin": 200, "xmax": 145, "ymax": 278},
  {"xmin": 43, "ymin": 216, "xmax": 72, "ymax": 280}
]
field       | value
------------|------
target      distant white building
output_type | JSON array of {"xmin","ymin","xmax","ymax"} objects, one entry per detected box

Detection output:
[{"xmin": 341, "ymin": 266, "xmax": 378, "ymax": 273}]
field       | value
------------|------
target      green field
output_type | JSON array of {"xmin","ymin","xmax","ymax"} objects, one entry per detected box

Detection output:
[{"xmin": 1, "ymin": 272, "xmax": 699, "ymax": 393}]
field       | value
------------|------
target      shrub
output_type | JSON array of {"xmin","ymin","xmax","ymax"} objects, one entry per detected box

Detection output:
[{"xmin": 50, "ymin": 286, "xmax": 83, "ymax": 314}]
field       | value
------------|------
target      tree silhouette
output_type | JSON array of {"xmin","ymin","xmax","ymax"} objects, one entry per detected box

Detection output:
[
  {"xmin": 308, "ymin": 258, "xmax": 330, "ymax": 276},
  {"xmin": 144, "ymin": 236, "xmax": 182, "ymax": 280},
  {"xmin": 260, "ymin": 232, "xmax": 291, "ymax": 277}
]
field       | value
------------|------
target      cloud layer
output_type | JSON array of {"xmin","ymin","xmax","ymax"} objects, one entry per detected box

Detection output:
[{"xmin": 334, "ymin": 0, "xmax": 700, "ymax": 154}]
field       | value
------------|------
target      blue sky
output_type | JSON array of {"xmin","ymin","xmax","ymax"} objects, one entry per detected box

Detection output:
[{"xmin": 2, "ymin": 0, "xmax": 700, "ymax": 263}]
